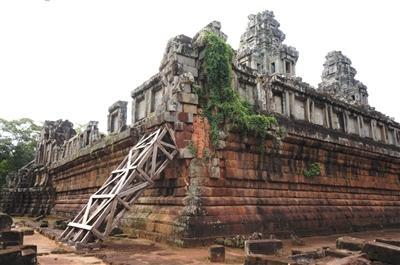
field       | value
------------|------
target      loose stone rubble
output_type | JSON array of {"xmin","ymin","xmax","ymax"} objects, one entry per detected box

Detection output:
[{"xmin": 1, "ymin": 9, "xmax": 400, "ymax": 254}]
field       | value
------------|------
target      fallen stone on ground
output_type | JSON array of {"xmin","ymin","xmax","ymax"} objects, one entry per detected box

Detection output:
[
  {"xmin": 375, "ymin": 238, "xmax": 400, "ymax": 247},
  {"xmin": 362, "ymin": 241, "xmax": 400, "ymax": 264},
  {"xmin": 245, "ymin": 239, "xmax": 283, "ymax": 255},
  {"xmin": 209, "ymin": 245, "xmax": 225, "ymax": 262},
  {"xmin": 0, "ymin": 213, "xmax": 13, "ymax": 232},
  {"xmin": 336, "ymin": 236, "xmax": 366, "ymax": 251},
  {"xmin": 0, "ymin": 230, "xmax": 24, "ymax": 247}
]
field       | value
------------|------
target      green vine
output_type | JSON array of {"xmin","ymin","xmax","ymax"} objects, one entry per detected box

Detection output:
[
  {"xmin": 198, "ymin": 32, "xmax": 277, "ymax": 146},
  {"xmin": 303, "ymin": 163, "xmax": 321, "ymax": 178}
]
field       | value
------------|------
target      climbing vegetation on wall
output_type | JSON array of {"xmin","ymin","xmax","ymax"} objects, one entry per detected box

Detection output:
[{"xmin": 198, "ymin": 32, "xmax": 277, "ymax": 146}]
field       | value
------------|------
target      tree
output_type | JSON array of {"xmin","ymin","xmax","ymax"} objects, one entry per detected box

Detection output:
[{"xmin": 0, "ymin": 118, "xmax": 42, "ymax": 187}]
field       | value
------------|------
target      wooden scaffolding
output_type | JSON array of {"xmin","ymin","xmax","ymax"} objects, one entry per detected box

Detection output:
[{"xmin": 59, "ymin": 126, "xmax": 177, "ymax": 247}]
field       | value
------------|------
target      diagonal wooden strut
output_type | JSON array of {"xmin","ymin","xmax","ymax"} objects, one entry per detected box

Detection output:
[{"xmin": 58, "ymin": 126, "xmax": 177, "ymax": 247}]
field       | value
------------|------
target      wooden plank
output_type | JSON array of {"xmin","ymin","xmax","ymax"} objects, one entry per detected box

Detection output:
[
  {"xmin": 157, "ymin": 141, "xmax": 174, "ymax": 160},
  {"xmin": 118, "ymin": 182, "xmax": 149, "ymax": 197},
  {"xmin": 91, "ymin": 194, "xmax": 115, "ymax": 199},
  {"xmin": 91, "ymin": 228, "xmax": 107, "ymax": 241},
  {"xmin": 68, "ymin": 222, "xmax": 92, "ymax": 231},
  {"xmin": 105, "ymin": 198, "xmax": 118, "ymax": 236},
  {"xmin": 116, "ymin": 196, "xmax": 132, "ymax": 211}
]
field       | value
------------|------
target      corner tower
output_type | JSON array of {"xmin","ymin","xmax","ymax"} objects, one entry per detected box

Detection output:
[
  {"xmin": 318, "ymin": 51, "xmax": 368, "ymax": 105},
  {"xmin": 237, "ymin": 10, "xmax": 298, "ymax": 77}
]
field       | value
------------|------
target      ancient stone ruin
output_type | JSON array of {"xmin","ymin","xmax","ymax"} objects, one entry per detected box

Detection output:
[{"xmin": 1, "ymin": 10, "xmax": 400, "ymax": 247}]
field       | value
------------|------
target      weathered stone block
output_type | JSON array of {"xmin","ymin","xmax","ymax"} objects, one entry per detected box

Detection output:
[
  {"xmin": 375, "ymin": 238, "xmax": 400, "ymax": 247},
  {"xmin": 177, "ymin": 92, "xmax": 198, "ymax": 105},
  {"xmin": 336, "ymin": 236, "xmax": 366, "ymax": 251},
  {"xmin": 362, "ymin": 241, "xmax": 400, "ymax": 264},
  {"xmin": 0, "ymin": 248, "xmax": 22, "ymax": 264},
  {"xmin": 0, "ymin": 231, "xmax": 24, "ymax": 246},
  {"xmin": 245, "ymin": 239, "xmax": 283, "ymax": 255},
  {"xmin": 209, "ymin": 245, "xmax": 225, "ymax": 262},
  {"xmin": 183, "ymin": 104, "xmax": 197, "ymax": 114},
  {"xmin": 0, "ymin": 213, "xmax": 12, "ymax": 232}
]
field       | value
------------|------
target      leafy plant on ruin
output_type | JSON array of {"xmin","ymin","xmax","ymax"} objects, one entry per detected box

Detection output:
[
  {"xmin": 303, "ymin": 162, "xmax": 321, "ymax": 178},
  {"xmin": 198, "ymin": 32, "xmax": 277, "ymax": 147}
]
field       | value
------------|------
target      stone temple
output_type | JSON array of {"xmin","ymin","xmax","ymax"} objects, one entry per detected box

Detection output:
[{"xmin": 2, "ymin": 10, "xmax": 400, "ymax": 246}]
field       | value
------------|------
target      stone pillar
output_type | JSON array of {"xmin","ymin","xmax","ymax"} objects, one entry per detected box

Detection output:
[
  {"xmin": 328, "ymin": 105, "xmax": 334, "ymax": 129},
  {"xmin": 310, "ymin": 101, "xmax": 315, "ymax": 123},
  {"xmin": 357, "ymin": 116, "xmax": 362, "ymax": 137},
  {"xmin": 359, "ymin": 117, "xmax": 365, "ymax": 137},
  {"xmin": 324, "ymin": 103, "xmax": 329, "ymax": 128},
  {"xmin": 289, "ymin": 92, "xmax": 295, "ymax": 118},
  {"xmin": 284, "ymin": 91, "xmax": 290, "ymax": 117},
  {"xmin": 107, "ymin": 101, "xmax": 128, "ymax": 134},
  {"xmin": 343, "ymin": 112, "xmax": 349, "ymax": 133},
  {"xmin": 371, "ymin": 120, "xmax": 377, "ymax": 140},
  {"xmin": 305, "ymin": 98, "xmax": 311, "ymax": 122},
  {"xmin": 382, "ymin": 125, "xmax": 388, "ymax": 144}
]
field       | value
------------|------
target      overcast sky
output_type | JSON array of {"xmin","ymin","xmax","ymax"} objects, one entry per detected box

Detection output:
[{"xmin": 1, "ymin": 0, "xmax": 399, "ymax": 132}]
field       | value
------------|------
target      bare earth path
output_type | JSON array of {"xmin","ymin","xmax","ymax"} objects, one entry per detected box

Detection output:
[{"xmin": 24, "ymin": 232, "xmax": 106, "ymax": 265}]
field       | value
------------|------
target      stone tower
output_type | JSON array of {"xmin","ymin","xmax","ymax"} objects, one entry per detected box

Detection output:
[
  {"xmin": 318, "ymin": 51, "xmax": 368, "ymax": 105},
  {"xmin": 237, "ymin": 10, "xmax": 298, "ymax": 77}
]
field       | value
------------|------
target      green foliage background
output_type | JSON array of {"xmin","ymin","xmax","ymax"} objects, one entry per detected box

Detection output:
[
  {"xmin": 198, "ymin": 32, "xmax": 276, "ymax": 146},
  {"xmin": 0, "ymin": 118, "xmax": 42, "ymax": 187}
]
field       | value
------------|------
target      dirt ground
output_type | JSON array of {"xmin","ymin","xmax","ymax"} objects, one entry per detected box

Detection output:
[
  {"xmin": 24, "ymin": 232, "xmax": 106, "ymax": 265},
  {"xmin": 21, "ymin": 223, "xmax": 400, "ymax": 265}
]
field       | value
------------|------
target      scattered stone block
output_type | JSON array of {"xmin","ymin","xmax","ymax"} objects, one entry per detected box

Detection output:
[
  {"xmin": 245, "ymin": 239, "xmax": 283, "ymax": 255},
  {"xmin": 375, "ymin": 238, "xmax": 400, "ymax": 247},
  {"xmin": 209, "ymin": 245, "xmax": 225, "ymax": 262},
  {"xmin": 362, "ymin": 241, "xmax": 400, "ymax": 264},
  {"xmin": 336, "ymin": 236, "xmax": 366, "ymax": 251},
  {"xmin": 0, "ymin": 248, "xmax": 22, "ymax": 264},
  {"xmin": 0, "ymin": 213, "xmax": 13, "ymax": 232},
  {"xmin": 21, "ymin": 245, "xmax": 37, "ymax": 265},
  {"xmin": 0, "ymin": 231, "xmax": 24, "ymax": 246}
]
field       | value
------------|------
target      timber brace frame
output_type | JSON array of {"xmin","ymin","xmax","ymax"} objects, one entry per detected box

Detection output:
[{"xmin": 59, "ymin": 126, "xmax": 178, "ymax": 247}]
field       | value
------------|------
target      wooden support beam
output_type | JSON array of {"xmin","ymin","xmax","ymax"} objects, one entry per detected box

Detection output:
[{"xmin": 59, "ymin": 126, "xmax": 177, "ymax": 247}]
